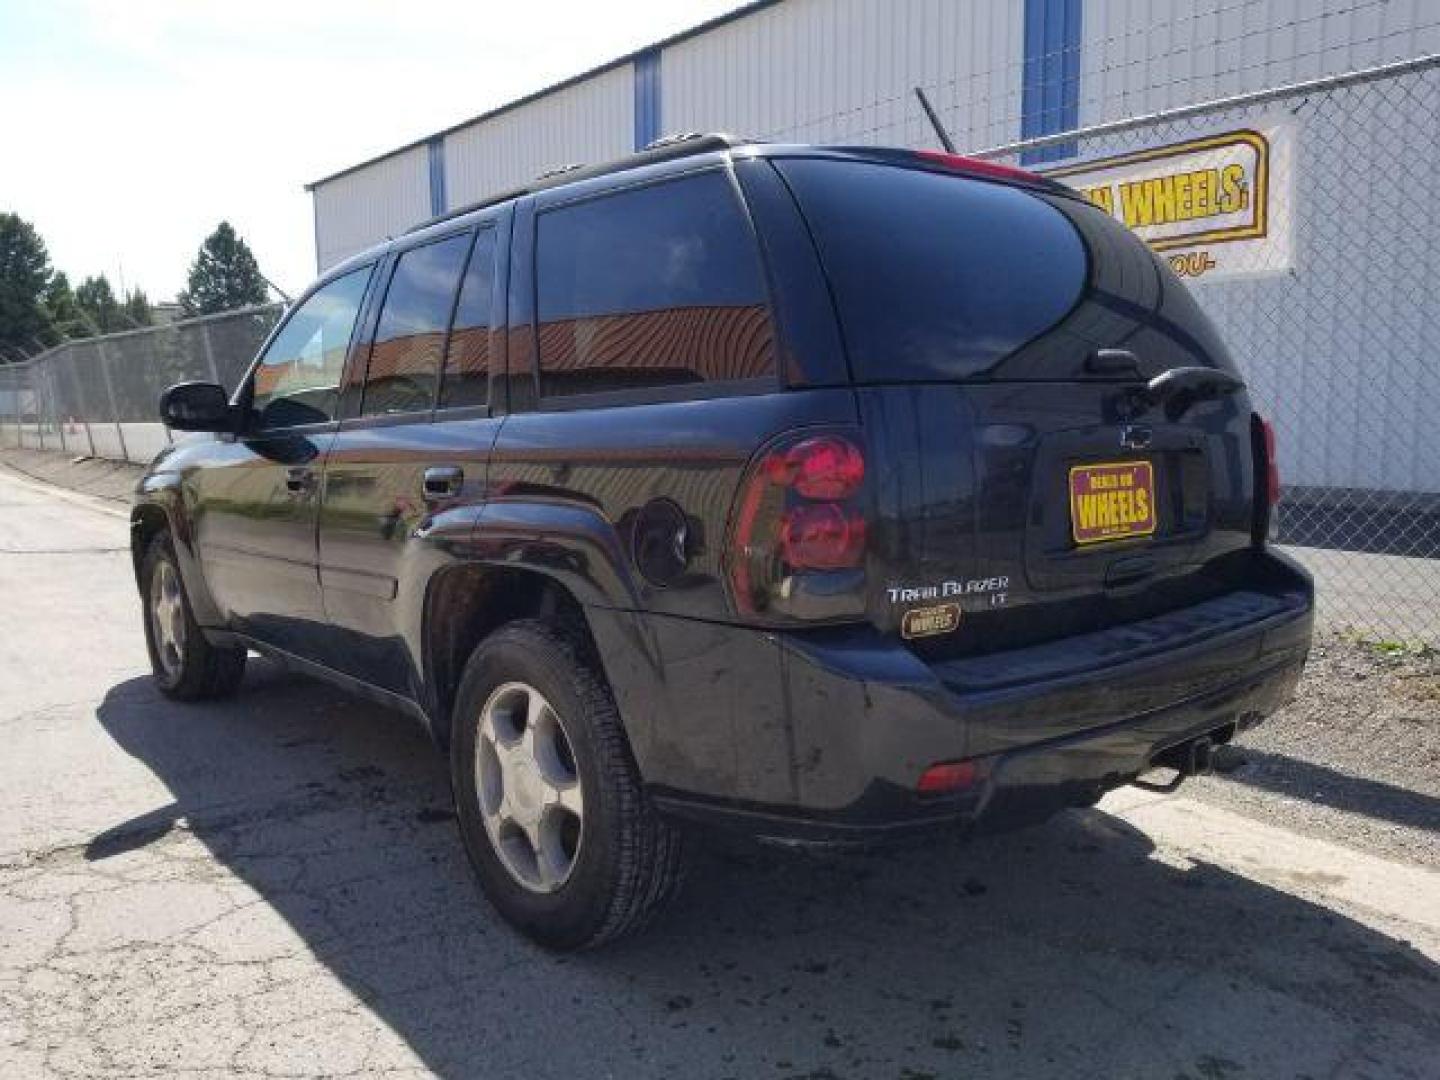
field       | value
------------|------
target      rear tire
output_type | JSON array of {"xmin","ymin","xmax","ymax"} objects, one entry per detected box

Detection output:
[
  {"xmin": 450, "ymin": 618, "xmax": 686, "ymax": 949},
  {"xmin": 140, "ymin": 532, "xmax": 246, "ymax": 701}
]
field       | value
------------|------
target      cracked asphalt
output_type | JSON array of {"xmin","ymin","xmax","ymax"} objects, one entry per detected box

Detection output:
[{"xmin": 1, "ymin": 464, "xmax": 1438, "ymax": 1080}]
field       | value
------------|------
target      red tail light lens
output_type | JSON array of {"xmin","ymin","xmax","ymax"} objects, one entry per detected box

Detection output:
[
  {"xmin": 766, "ymin": 435, "xmax": 866, "ymax": 500},
  {"xmin": 1261, "ymin": 417, "xmax": 1280, "ymax": 507},
  {"xmin": 780, "ymin": 504, "xmax": 867, "ymax": 569},
  {"xmin": 917, "ymin": 759, "xmax": 983, "ymax": 795},
  {"xmin": 727, "ymin": 430, "xmax": 869, "ymax": 620},
  {"xmin": 914, "ymin": 150, "xmax": 1046, "ymax": 185},
  {"xmin": 1251, "ymin": 413, "xmax": 1280, "ymax": 546}
]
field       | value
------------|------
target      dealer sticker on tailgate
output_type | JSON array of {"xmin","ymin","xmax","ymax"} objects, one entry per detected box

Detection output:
[{"xmin": 1069, "ymin": 460, "xmax": 1157, "ymax": 545}]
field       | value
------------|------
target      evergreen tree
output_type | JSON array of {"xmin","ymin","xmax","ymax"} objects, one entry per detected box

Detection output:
[
  {"xmin": 0, "ymin": 212, "xmax": 55, "ymax": 358},
  {"xmin": 44, "ymin": 272, "xmax": 87, "ymax": 341},
  {"xmin": 122, "ymin": 287, "xmax": 153, "ymax": 328},
  {"xmin": 178, "ymin": 221, "xmax": 268, "ymax": 317},
  {"xmin": 75, "ymin": 275, "xmax": 124, "ymax": 334}
]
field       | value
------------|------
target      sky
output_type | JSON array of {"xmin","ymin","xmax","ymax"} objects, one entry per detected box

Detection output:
[{"xmin": 0, "ymin": 0, "xmax": 745, "ymax": 304}]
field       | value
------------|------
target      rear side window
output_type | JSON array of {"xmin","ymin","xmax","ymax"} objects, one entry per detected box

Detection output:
[
  {"xmin": 439, "ymin": 227, "xmax": 496, "ymax": 410},
  {"xmin": 776, "ymin": 160, "xmax": 1085, "ymax": 382},
  {"xmin": 362, "ymin": 232, "xmax": 471, "ymax": 416},
  {"xmin": 535, "ymin": 171, "xmax": 774, "ymax": 398}
]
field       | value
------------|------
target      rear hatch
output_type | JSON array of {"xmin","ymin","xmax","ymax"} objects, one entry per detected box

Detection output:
[{"xmin": 772, "ymin": 153, "xmax": 1263, "ymax": 659}]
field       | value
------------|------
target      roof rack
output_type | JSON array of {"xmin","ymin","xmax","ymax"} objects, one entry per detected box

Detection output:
[
  {"xmin": 405, "ymin": 132, "xmax": 745, "ymax": 235},
  {"xmin": 641, "ymin": 131, "xmax": 710, "ymax": 151},
  {"xmin": 532, "ymin": 162, "xmax": 586, "ymax": 181}
]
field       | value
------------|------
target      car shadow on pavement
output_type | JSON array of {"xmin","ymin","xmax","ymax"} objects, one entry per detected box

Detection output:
[
  {"xmin": 1212, "ymin": 747, "xmax": 1440, "ymax": 833},
  {"xmin": 91, "ymin": 666, "xmax": 1440, "ymax": 1080}
]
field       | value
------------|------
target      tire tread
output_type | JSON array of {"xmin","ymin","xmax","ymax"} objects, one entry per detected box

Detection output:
[
  {"xmin": 454, "ymin": 618, "xmax": 686, "ymax": 948},
  {"xmin": 141, "ymin": 532, "xmax": 246, "ymax": 702}
]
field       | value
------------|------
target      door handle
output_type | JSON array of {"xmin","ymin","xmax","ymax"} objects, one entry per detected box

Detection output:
[
  {"xmin": 423, "ymin": 466, "xmax": 464, "ymax": 500},
  {"xmin": 285, "ymin": 467, "xmax": 314, "ymax": 495}
]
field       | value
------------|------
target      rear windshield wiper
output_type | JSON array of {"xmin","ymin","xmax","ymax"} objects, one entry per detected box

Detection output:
[{"xmin": 1136, "ymin": 366, "xmax": 1246, "ymax": 420}]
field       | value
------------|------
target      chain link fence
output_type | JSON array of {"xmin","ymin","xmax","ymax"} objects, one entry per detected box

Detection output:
[{"xmin": 0, "ymin": 305, "xmax": 281, "ymax": 464}]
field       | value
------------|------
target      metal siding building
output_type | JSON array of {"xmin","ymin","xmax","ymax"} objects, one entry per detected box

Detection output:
[
  {"xmin": 312, "ymin": 144, "xmax": 430, "ymax": 273},
  {"xmin": 307, "ymin": 0, "xmax": 1439, "ymax": 269},
  {"xmin": 444, "ymin": 64, "xmax": 636, "ymax": 210},
  {"xmin": 660, "ymin": 0, "xmax": 1026, "ymax": 153}
]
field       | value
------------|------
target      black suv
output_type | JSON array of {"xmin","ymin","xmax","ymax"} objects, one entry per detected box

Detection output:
[{"xmin": 135, "ymin": 135, "xmax": 1313, "ymax": 948}]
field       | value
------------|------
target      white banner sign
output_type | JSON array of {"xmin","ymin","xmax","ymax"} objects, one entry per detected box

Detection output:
[{"xmin": 1043, "ymin": 118, "xmax": 1295, "ymax": 282}]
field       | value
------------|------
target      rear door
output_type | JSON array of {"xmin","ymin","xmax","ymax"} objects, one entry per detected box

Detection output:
[
  {"xmin": 486, "ymin": 164, "xmax": 859, "ymax": 807},
  {"xmin": 773, "ymin": 156, "xmax": 1259, "ymax": 655},
  {"xmin": 316, "ymin": 215, "xmax": 507, "ymax": 695}
]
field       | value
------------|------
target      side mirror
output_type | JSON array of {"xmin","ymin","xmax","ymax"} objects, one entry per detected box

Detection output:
[{"xmin": 159, "ymin": 382, "xmax": 236, "ymax": 432}]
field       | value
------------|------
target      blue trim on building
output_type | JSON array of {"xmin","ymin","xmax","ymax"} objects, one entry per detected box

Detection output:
[
  {"xmin": 1021, "ymin": 0, "xmax": 1082, "ymax": 165},
  {"xmin": 633, "ymin": 48, "xmax": 662, "ymax": 150},
  {"xmin": 427, "ymin": 137, "xmax": 446, "ymax": 216}
]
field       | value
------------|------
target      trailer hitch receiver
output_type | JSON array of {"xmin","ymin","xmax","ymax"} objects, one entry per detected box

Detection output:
[{"xmin": 1132, "ymin": 735, "xmax": 1216, "ymax": 793}]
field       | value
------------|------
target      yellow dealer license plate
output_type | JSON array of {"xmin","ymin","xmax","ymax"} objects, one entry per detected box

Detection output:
[{"xmin": 1069, "ymin": 460, "xmax": 1157, "ymax": 545}]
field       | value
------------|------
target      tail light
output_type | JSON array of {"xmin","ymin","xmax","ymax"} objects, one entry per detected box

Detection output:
[
  {"xmin": 914, "ymin": 150, "xmax": 1046, "ymax": 185},
  {"xmin": 1261, "ymin": 417, "xmax": 1280, "ymax": 507},
  {"xmin": 916, "ymin": 759, "xmax": 984, "ymax": 796},
  {"xmin": 1251, "ymin": 413, "xmax": 1280, "ymax": 544},
  {"xmin": 727, "ymin": 431, "xmax": 869, "ymax": 622}
]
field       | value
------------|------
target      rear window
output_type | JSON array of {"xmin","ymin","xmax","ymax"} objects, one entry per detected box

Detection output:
[
  {"xmin": 535, "ymin": 171, "xmax": 775, "ymax": 399},
  {"xmin": 439, "ymin": 227, "xmax": 497, "ymax": 410},
  {"xmin": 362, "ymin": 232, "xmax": 471, "ymax": 416},
  {"xmin": 776, "ymin": 159, "xmax": 1086, "ymax": 382}
]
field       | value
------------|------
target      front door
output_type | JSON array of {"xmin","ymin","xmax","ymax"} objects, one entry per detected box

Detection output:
[
  {"xmin": 318, "ymin": 217, "xmax": 507, "ymax": 695},
  {"xmin": 190, "ymin": 264, "xmax": 375, "ymax": 660}
]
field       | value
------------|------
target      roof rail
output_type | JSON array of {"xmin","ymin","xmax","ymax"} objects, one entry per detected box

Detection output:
[
  {"xmin": 532, "ymin": 162, "xmax": 586, "ymax": 181},
  {"xmin": 641, "ymin": 131, "xmax": 710, "ymax": 151},
  {"xmin": 405, "ymin": 132, "xmax": 746, "ymax": 235}
]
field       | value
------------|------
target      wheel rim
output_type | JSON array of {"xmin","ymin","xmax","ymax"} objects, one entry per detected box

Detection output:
[
  {"xmin": 149, "ymin": 559, "xmax": 186, "ymax": 681},
  {"xmin": 474, "ymin": 682, "xmax": 585, "ymax": 894}
]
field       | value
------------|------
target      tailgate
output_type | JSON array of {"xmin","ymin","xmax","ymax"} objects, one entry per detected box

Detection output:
[{"xmin": 773, "ymin": 152, "xmax": 1263, "ymax": 654}]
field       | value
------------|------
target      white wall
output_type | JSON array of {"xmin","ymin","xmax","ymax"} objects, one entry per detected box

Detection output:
[
  {"xmin": 663, "ymin": 0, "xmax": 1026, "ymax": 151},
  {"xmin": 444, "ymin": 65, "xmax": 635, "ymax": 209},
  {"xmin": 17, "ymin": 421, "xmax": 172, "ymax": 465},
  {"xmin": 312, "ymin": 143, "xmax": 431, "ymax": 271},
  {"xmin": 1079, "ymin": 0, "xmax": 1440, "ymax": 125}
]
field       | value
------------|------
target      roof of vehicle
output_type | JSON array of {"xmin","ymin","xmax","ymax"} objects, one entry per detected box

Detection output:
[
  {"xmin": 408, "ymin": 132, "xmax": 749, "ymax": 233},
  {"xmin": 317, "ymin": 134, "xmax": 1079, "ymax": 284}
]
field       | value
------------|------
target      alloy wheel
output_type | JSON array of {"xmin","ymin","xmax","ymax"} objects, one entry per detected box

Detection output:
[
  {"xmin": 149, "ymin": 560, "xmax": 186, "ymax": 680},
  {"xmin": 474, "ymin": 681, "xmax": 585, "ymax": 893}
]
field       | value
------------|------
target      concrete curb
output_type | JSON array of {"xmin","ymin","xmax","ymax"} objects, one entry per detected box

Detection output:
[{"xmin": 0, "ymin": 447, "xmax": 144, "ymax": 505}]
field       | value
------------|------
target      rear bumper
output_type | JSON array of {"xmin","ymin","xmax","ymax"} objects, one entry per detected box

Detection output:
[{"xmin": 647, "ymin": 550, "xmax": 1313, "ymax": 843}]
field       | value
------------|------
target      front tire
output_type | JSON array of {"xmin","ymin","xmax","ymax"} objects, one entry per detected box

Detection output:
[
  {"xmin": 140, "ymin": 532, "xmax": 246, "ymax": 701},
  {"xmin": 450, "ymin": 619, "xmax": 686, "ymax": 949}
]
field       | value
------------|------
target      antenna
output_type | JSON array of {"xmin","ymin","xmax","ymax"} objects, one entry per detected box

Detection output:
[
  {"xmin": 257, "ymin": 269, "xmax": 293, "ymax": 305},
  {"xmin": 913, "ymin": 86, "xmax": 956, "ymax": 153}
]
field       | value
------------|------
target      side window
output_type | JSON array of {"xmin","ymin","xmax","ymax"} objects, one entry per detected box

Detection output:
[
  {"xmin": 535, "ymin": 171, "xmax": 774, "ymax": 399},
  {"xmin": 251, "ymin": 266, "xmax": 371, "ymax": 428},
  {"xmin": 438, "ymin": 227, "xmax": 497, "ymax": 410},
  {"xmin": 361, "ymin": 232, "xmax": 472, "ymax": 416}
]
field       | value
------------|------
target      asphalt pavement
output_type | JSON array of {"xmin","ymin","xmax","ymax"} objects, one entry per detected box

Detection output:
[{"xmin": 1, "ymin": 464, "xmax": 1437, "ymax": 1080}]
